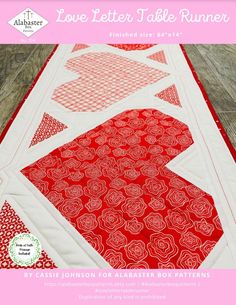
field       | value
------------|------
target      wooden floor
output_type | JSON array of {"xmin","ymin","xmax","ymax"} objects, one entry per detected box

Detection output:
[
  {"xmin": 0, "ymin": 44, "xmax": 235, "ymax": 149},
  {"xmin": 184, "ymin": 45, "xmax": 236, "ymax": 149},
  {"xmin": 0, "ymin": 44, "xmax": 55, "ymax": 136}
]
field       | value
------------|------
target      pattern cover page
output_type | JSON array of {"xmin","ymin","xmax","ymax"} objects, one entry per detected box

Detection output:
[{"xmin": 0, "ymin": 1, "xmax": 235, "ymax": 304}]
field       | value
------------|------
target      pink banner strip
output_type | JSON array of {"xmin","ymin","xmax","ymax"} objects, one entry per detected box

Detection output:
[
  {"xmin": 0, "ymin": 1, "xmax": 236, "ymax": 43},
  {"xmin": 0, "ymin": 269, "xmax": 235, "ymax": 304}
]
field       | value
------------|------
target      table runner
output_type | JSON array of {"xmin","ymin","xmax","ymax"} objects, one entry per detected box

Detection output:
[{"xmin": 0, "ymin": 44, "xmax": 235, "ymax": 269}]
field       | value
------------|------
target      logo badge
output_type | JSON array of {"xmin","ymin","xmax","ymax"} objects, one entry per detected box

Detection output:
[
  {"xmin": 8, "ymin": 233, "xmax": 42, "ymax": 266},
  {"xmin": 8, "ymin": 8, "xmax": 48, "ymax": 37}
]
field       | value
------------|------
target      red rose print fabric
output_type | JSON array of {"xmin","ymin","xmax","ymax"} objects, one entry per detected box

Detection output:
[
  {"xmin": 21, "ymin": 109, "xmax": 223, "ymax": 269},
  {"xmin": 109, "ymin": 44, "xmax": 155, "ymax": 51},
  {"xmin": 52, "ymin": 53, "xmax": 168, "ymax": 112},
  {"xmin": 30, "ymin": 113, "xmax": 67, "ymax": 147},
  {"xmin": 0, "ymin": 202, "xmax": 56, "ymax": 269}
]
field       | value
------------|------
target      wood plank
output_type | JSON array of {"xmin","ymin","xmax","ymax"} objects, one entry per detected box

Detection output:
[
  {"xmin": 184, "ymin": 45, "xmax": 236, "ymax": 113},
  {"xmin": 0, "ymin": 45, "xmax": 55, "ymax": 134},
  {"xmin": 0, "ymin": 45, "xmax": 36, "ymax": 91},
  {"xmin": 218, "ymin": 112, "xmax": 236, "ymax": 149},
  {"xmin": 196, "ymin": 44, "xmax": 236, "ymax": 104}
]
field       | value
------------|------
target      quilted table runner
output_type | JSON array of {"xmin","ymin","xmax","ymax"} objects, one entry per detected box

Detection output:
[{"xmin": 0, "ymin": 44, "xmax": 235, "ymax": 269}]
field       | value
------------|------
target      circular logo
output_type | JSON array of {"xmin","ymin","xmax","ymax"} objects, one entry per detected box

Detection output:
[{"xmin": 8, "ymin": 233, "xmax": 42, "ymax": 266}]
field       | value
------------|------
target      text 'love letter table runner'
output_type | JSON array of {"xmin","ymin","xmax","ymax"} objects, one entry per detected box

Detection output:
[{"xmin": 0, "ymin": 44, "xmax": 235, "ymax": 269}]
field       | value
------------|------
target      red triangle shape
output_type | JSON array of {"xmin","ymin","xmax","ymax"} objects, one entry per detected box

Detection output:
[
  {"xmin": 148, "ymin": 50, "xmax": 167, "ymax": 64},
  {"xmin": 72, "ymin": 44, "xmax": 89, "ymax": 52},
  {"xmin": 30, "ymin": 113, "xmax": 67, "ymax": 147},
  {"xmin": 156, "ymin": 85, "xmax": 182, "ymax": 107}
]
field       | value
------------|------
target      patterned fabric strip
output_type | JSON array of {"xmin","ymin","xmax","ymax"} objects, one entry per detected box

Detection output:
[{"xmin": 109, "ymin": 44, "xmax": 155, "ymax": 51}]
